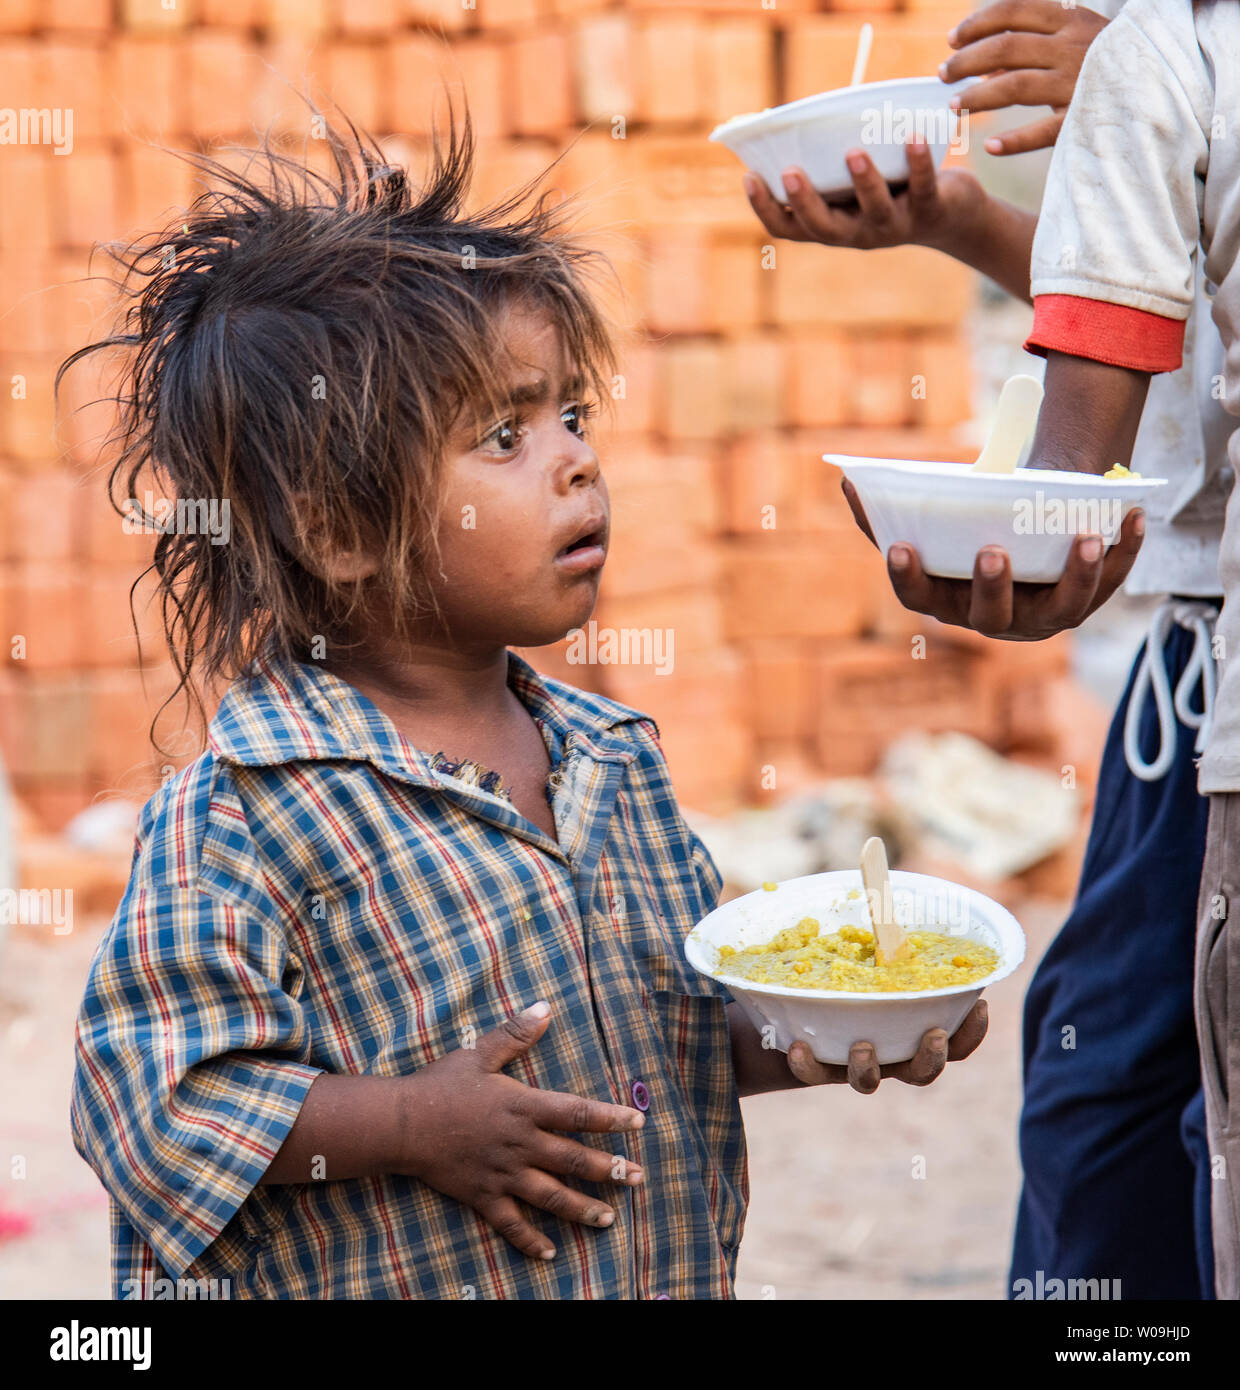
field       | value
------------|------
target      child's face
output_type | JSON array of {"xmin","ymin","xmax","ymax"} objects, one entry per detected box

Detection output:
[{"xmin": 431, "ymin": 300, "xmax": 609, "ymax": 649}]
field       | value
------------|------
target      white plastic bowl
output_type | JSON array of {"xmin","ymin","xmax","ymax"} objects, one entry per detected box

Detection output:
[
  {"xmin": 826, "ymin": 455, "xmax": 1167, "ymax": 584},
  {"xmin": 709, "ymin": 76, "xmax": 979, "ymax": 201},
  {"xmin": 685, "ymin": 869, "xmax": 1025, "ymax": 1065}
]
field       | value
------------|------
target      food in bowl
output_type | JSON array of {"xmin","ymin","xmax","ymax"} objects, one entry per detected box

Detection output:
[
  {"xmin": 717, "ymin": 917, "xmax": 999, "ymax": 992},
  {"xmin": 685, "ymin": 869, "xmax": 1025, "ymax": 1064}
]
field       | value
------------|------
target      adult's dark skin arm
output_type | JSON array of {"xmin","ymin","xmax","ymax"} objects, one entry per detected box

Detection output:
[
  {"xmin": 942, "ymin": 0, "xmax": 1111, "ymax": 157},
  {"xmin": 743, "ymin": 0, "xmax": 1115, "ymax": 306},
  {"xmin": 843, "ymin": 351, "xmax": 1152, "ymax": 640}
]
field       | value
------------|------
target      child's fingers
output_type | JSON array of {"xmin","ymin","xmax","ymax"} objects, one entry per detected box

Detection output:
[
  {"xmin": 743, "ymin": 173, "xmax": 807, "ymax": 241},
  {"xmin": 475, "ymin": 1195, "xmax": 557, "ymax": 1261},
  {"xmin": 948, "ymin": 1, "xmax": 1064, "ymax": 53},
  {"xmin": 531, "ymin": 1134, "xmax": 644, "ymax": 1187},
  {"xmin": 984, "ymin": 114, "xmax": 1065, "ymax": 157},
  {"xmin": 786, "ymin": 1039, "xmax": 846, "ymax": 1086},
  {"xmin": 840, "ymin": 478, "xmax": 877, "ymax": 546},
  {"xmin": 888, "ymin": 1028, "xmax": 950, "ymax": 1087},
  {"xmin": 847, "ymin": 1042, "xmax": 882, "ymax": 1094},
  {"xmin": 477, "ymin": 1001, "xmax": 554, "ymax": 1072},
  {"xmin": 947, "ymin": 1000, "xmax": 989, "ymax": 1061},
  {"xmin": 523, "ymin": 1086, "xmax": 646, "ymax": 1135},
  {"xmin": 509, "ymin": 1170, "xmax": 617, "ymax": 1229}
]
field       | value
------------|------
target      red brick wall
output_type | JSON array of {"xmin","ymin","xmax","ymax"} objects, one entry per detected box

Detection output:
[{"xmin": 0, "ymin": 0, "xmax": 1069, "ymax": 826}]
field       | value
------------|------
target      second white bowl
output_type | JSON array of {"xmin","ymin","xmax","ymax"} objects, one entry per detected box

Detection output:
[
  {"xmin": 709, "ymin": 75, "xmax": 978, "ymax": 201},
  {"xmin": 826, "ymin": 454, "xmax": 1167, "ymax": 583}
]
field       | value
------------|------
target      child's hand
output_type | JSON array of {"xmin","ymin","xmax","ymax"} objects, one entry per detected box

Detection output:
[
  {"xmin": 787, "ymin": 1001, "xmax": 989, "ymax": 1093},
  {"xmin": 395, "ymin": 1001, "xmax": 646, "ymax": 1261},
  {"xmin": 744, "ymin": 140, "xmax": 983, "ymax": 253},
  {"xmin": 941, "ymin": 0, "xmax": 1110, "ymax": 156}
]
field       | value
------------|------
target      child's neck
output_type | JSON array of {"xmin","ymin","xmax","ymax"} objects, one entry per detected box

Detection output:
[
  {"xmin": 319, "ymin": 636, "xmax": 522, "ymax": 745},
  {"xmin": 325, "ymin": 638, "xmax": 508, "ymax": 713},
  {"xmin": 320, "ymin": 634, "xmax": 560, "ymax": 839}
]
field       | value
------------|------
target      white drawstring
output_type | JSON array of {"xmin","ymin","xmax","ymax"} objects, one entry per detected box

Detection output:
[{"xmin": 1123, "ymin": 599, "xmax": 1219, "ymax": 782}]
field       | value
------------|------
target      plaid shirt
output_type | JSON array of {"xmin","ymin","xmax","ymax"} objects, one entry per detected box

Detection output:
[{"xmin": 71, "ymin": 652, "xmax": 747, "ymax": 1299}]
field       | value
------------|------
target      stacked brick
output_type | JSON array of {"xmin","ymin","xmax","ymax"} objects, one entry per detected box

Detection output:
[{"xmin": 0, "ymin": 0, "xmax": 1071, "ymax": 830}]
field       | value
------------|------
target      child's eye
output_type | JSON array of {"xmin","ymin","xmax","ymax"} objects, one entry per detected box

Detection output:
[
  {"xmin": 563, "ymin": 401, "xmax": 595, "ymax": 437},
  {"xmin": 481, "ymin": 418, "xmax": 523, "ymax": 453}
]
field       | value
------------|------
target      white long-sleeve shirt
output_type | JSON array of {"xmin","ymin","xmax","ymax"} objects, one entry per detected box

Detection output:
[{"xmin": 1026, "ymin": 0, "xmax": 1240, "ymax": 791}]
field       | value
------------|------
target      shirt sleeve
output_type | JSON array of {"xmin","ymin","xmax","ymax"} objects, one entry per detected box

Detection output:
[
  {"xmin": 1025, "ymin": 1, "xmax": 1212, "ymax": 372},
  {"xmin": 70, "ymin": 881, "xmax": 323, "ymax": 1278},
  {"xmin": 680, "ymin": 826, "xmax": 739, "ymax": 1007}
]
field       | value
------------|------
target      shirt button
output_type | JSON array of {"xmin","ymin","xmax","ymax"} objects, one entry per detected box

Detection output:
[{"xmin": 630, "ymin": 1079, "xmax": 650, "ymax": 1111}]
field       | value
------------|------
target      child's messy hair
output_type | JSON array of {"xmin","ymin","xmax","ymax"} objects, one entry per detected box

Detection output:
[{"xmin": 59, "ymin": 103, "xmax": 620, "ymax": 745}]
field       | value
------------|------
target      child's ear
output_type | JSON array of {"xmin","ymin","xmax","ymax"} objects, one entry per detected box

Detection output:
[
  {"xmin": 317, "ymin": 548, "xmax": 381, "ymax": 583},
  {"xmin": 288, "ymin": 492, "xmax": 381, "ymax": 583}
]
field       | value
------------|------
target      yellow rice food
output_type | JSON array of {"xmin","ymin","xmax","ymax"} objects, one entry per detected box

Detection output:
[
  {"xmin": 1103, "ymin": 463, "xmax": 1141, "ymax": 479},
  {"xmin": 717, "ymin": 917, "xmax": 999, "ymax": 993}
]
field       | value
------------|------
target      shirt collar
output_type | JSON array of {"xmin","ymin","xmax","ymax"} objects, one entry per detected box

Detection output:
[{"xmin": 209, "ymin": 649, "xmax": 649, "ymax": 782}]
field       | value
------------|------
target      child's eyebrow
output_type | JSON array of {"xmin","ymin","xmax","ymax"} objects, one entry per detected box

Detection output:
[
  {"xmin": 455, "ymin": 372, "xmax": 590, "ymax": 439},
  {"xmin": 496, "ymin": 371, "xmax": 586, "ymax": 412}
]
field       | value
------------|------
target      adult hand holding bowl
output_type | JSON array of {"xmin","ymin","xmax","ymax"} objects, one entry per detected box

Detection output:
[
  {"xmin": 709, "ymin": 21, "xmax": 979, "ymax": 208},
  {"xmin": 837, "ymin": 353, "xmax": 1160, "ymax": 641}
]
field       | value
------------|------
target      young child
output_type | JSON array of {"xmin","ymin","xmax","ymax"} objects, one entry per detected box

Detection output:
[
  {"xmin": 746, "ymin": 0, "xmax": 1223, "ymax": 1299},
  {"xmin": 66, "ymin": 116, "xmax": 985, "ymax": 1301}
]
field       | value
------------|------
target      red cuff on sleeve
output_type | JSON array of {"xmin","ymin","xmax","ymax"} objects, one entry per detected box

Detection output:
[{"xmin": 1024, "ymin": 294, "xmax": 1185, "ymax": 373}]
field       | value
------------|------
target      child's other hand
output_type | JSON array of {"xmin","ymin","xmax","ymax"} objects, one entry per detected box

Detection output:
[
  {"xmin": 395, "ymin": 1002, "xmax": 646, "ymax": 1261},
  {"xmin": 744, "ymin": 140, "xmax": 981, "ymax": 253},
  {"xmin": 941, "ymin": 0, "xmax": 1109, "ymax": 156},
  {"xmin": 787, "ymin": 1000, "xmax": 988, "ymax": 1093}
]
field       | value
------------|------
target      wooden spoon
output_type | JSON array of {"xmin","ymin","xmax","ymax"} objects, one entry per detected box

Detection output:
[
  {"xmin": 850, "ymin": 22, "xmax": 874, "ymax": 88},
  {"xmin": 971, "ymin": 373, "xmax": 1044, "ymax": 475},
  {"xmin": 860, "ymin": 835, "xmax": 910, "ymax": 966}
]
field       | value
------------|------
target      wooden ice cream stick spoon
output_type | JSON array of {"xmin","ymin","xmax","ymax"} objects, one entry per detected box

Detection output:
[
  {"xmin": 860, "ymin": 835, "xmax": 910, "ymax": 966},
  {"xmin": 851, "ymin": 22, "xmax": 874, "ymax": 88},
  {"xmin": 971, "ymin": 373, "xmax": 1045, "ymax": 475}
]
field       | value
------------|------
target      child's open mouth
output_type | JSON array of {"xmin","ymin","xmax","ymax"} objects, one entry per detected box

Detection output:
[{"xmin": 554, "ymin": 521, "xmax": 608, "ymax": 573}]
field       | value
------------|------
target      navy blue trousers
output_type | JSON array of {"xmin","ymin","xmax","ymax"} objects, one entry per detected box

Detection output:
[{"xmin": 1010, "ymin": 620, "xmax": 1215, "ymax": 1300}]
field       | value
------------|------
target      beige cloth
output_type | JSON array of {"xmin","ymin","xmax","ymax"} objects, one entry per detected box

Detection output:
[
  {"xmin": 1197, "ymin": 795, "xmax": 1240, "ymax": 1299},
  {"xmin": 1027, "ymin": 0, "xmax": 1240, "ymax": 788}
]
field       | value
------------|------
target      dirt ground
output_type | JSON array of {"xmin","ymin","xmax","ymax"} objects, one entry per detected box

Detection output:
[{"xmin": 0, "ymin": 898, "xmax": 1064, "ymax": 1301}]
